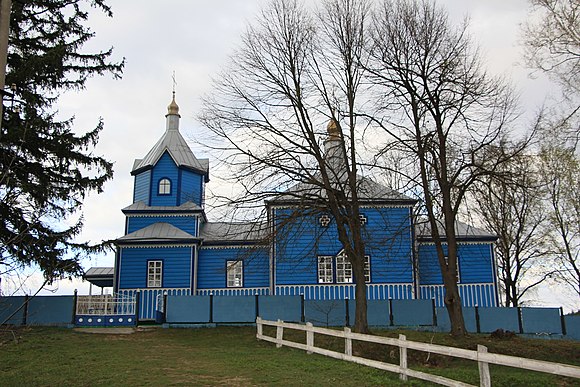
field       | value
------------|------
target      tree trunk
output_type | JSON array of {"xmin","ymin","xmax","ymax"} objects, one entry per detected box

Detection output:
[
  {"xmin": 444, "ymin": 280, "xmax": 467, "ymax": 337},
  {"xmin": 353, "ymin": 267, "xmax": 369, "ymax": 333}
]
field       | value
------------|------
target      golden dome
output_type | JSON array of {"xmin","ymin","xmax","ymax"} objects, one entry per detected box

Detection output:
[
  {"xmin": 327, "ymin": 116, "xmax": 340, "ymax": 140},
  {"xmin": 167, "ymin": 92, "xmax": 179, "ymax": 116}
]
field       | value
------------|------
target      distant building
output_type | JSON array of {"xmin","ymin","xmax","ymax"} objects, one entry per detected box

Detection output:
[{"xmin": 89, "ymin": 95, "xmax": 499, "ymax": 319}]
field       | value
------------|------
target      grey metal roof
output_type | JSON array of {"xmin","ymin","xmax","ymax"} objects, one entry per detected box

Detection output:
[
  {"xmin": 116, "ymin": 222, "xmax": 197, "ymax": 243},
  {"xmin": 269, "ymin": 175, "xmax": 415, "ymax": 204},
  {"xmin": 200, "ymin": 221, "xmax": 267, "ymax": 243},
  {"xmin": 122, "ymin": 200, "xmax": 202, "ymax": 213},
  {"xmin": 131, "ymin": 128, "xmax": 209, "ymax": 177},
  {"xmin": 416, "ymin": 219, "xmax": 496, "ymax": 240},
  {"xmin": 83, "ymin": 267, "xmax": 114, "ymax": 288}
]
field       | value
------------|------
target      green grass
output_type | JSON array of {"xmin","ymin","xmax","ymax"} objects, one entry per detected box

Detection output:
[{"xmin": 0, "ymin": 326, "xmax": 578, "ymax": 386}]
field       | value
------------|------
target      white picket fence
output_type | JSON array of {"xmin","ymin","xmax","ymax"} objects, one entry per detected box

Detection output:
[{"xmin": 256, "ymin": 317, "xmax": 580, "ymax": 386}]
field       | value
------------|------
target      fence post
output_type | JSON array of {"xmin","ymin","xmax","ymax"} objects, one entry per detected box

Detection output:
[
  {"xmin": 276, "ymin": 319, "xmax": 284, "ymax": 348},
  {"xmin": 71, "ymin": 289, "xmax": 78, "ymax": 325},
  {"xmin": 344, "ymin": 327, "xmax": 352, "ymax": 357},
  {"xmin": 560, "ymin": 307, "xmax": 567, "ymax": 335},
  {"xmin": 22, "ymin": 294, "xmax": 29, "ymax": 326},
  {"xmin": 134, "ymin": 291, "xmax": 141, "ymax": 325},
  {"xmin": 399, "ymin": 334, "xmax": 408, "ymax": 381},
  {"xmin": 306, "ymin": 322, "xmax": 314, "ymax": 354},
  {"xmin": 256, "ymin": 317, "xmax": 263, "ymax": 339},
  {"xmin": 478, "ymin": 345, "xmax": 491, "ymax": 387}
]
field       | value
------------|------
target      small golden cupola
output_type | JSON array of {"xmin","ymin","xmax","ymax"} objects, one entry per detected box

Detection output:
[
  {"xmin": 327, "ymin": 115, "xmax": 340, "ymax": 141},
  {"xmin": 167, "ymin": 92, "xmax": 180, "ymax": 116},
  {"xmin": 165, "ymin": 92, "xmax": 180, "ymax": 131}
]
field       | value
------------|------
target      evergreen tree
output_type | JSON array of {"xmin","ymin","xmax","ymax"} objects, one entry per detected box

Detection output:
[{"xmin": 0, "ymin": 0, "xmax": 123, "ymax": 283}]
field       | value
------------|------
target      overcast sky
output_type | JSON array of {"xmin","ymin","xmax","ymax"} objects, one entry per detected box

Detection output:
[{"xmin": 15, "ymin": 0, "xmax": 574, "ymax": 309}]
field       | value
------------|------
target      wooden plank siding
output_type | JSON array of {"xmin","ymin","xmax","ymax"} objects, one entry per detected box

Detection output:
[
  {"xmin": 197, "ymin": 246, "xmax": 270, "ymax": 289},
  {"xmin": 118, "ymin": 247, "xmax": 193, "ymax": 289},
  {"xmin": 149, "ymin": 152, "xmax": 180, "ymax": 206},
  {"xmin": 273, "ymin": 206, "xmax": 414, "ymax": 286},
  {"xmin": 417, "ymin": 242, "xmax": 495, "ymax": 285},
  {"xmin": 133, "ymin": 169, "xmax": 151, "ymax": 204},
  {"xmin": 126, "ymin": 216, "xmax": 198, "ymax": 236},
  {"xmin": 179, "ymin": 169, "xmax": 204, "ymax": 207}
]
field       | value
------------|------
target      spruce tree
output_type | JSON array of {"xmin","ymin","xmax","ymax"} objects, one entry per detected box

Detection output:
[{"xmin": 0, "ymin": 0, "xmax": 123, "ymax": 283}]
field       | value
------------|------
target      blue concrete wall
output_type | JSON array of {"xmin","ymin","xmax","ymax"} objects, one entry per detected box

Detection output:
[
  {"xmin": 436, "ymin": 307, "xmax": 477, "ymax": 332},
  {"xmin": 478, "ymin": 307, "xmax": 520, "ymax": 333},
  {"xmin": 564, "ymin": 315, "xmax": 580, "ymax": 340},
  {"xmin": 392, "ymin": 299, "xmax": 434, "ymax": 326},
  {"xmin": 150, "ymin": 152, "xmax": 179, "ymax": 206},
  {"xmin": 0, "ymin": 296, "xmax": 27, "ymax": 325},
  {"xmin": 348, "ymin": 299, "xmax": 390, "ymax": 326},
  {"xmin": 258, "ymin": 296, "xmax": 302, "ymax": 322},
  {"xmin": 274, "ymin": 206, "xmax": 414, "ymax": 287},
  {"xmin": 521, "ymin": 307, "xmax": 562, "ymax": 334},
  {"xmin": 127, "ymin": 216, "xmax": 197, "ymax": 236},
  {"xmin": 133, "ymin": 170, "xmax": 151, "ymax": 204},
  {"xmin": 417, "ymin": 242, "xmax": 494, "ymax": 285},
  {"xmin": 27, "ymin": 296, "xmax": 73, "ymax": 326},
  {"xmin": 197, "ymin": 247, "xmax": 269, "ymax": 289},
  {"xmin": 213, "ymin": 296, "xmax": 256, "ymax": 323},
  {"xmin": 166, "ymin": 295, "xmax": 211, "ymax": 323},
  {"xmin": 118, "ymin": 246, "xmax": 192, "ymax": 289},
  {"xmin": 304, "ymin": 299, "xmax": 346, "ymax": 326}
]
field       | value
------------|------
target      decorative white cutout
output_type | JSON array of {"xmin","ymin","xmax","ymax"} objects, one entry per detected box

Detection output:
[{"xmin": 319, "ymin": 214, "xmax": 331, "ymax": 227}]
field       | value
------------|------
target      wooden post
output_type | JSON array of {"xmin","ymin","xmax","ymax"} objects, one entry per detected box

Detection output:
[
  {"xmin": 399, "ymin": 334, "xmax": 408, "ymax": 381},
  {"xmin": 71, "ymin": 289, "xmax": 78, "ymax": 325},
  {"xmin": 344, "ymin": 327, "xmax": 352, "ymax": 357},
  {"xmin": 256, "ymin": 317, "xmax": 263, "ymax": 339},
  {"xmin": 478, "ymin": 345, "xmax": 491, "ymax": 387},
  {"xmin": 276, "ymin": 319, "xmax": 283, "ymax": 348},
  {"xmin": 306, "ymin": 322, "xmax": 314, "ymax": 354}
]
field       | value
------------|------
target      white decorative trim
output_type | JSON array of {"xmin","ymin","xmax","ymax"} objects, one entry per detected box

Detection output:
[
  {"xmin": 418, "ymin": 283, "xmax": 497, "ymax": 307},
  {"xmin": 196, "ymin": 287, "xmax": 270, "ymax": 296},
  {"xmin": 200, "ymin": 245, "xmax": 268, "ymax": 250},
  {"xmin": 120, "ymin": 244, "xmax": 197, "ymax": 249},
  {"xmin": 418, "ymin": 241, "xmax": 494, "ymax": 246},
  {"xmin": 275, "ymin": 283, "xmax": 413, "ymax": 300},
  {"xmin": 118, "ymin": 288, "xmax": 191, "ymax": 320},
  {"xmin": 126, "ymin": 213, "xmax": 201, "ymax": 218}
]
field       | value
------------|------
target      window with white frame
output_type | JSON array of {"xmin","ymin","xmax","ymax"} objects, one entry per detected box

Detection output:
[
  {"xmin": 444, "ymin": 256, "xmax": 460, "ymax": 283},
  {"xmin": 147, "ymin": 260, "xmax": 162, "ymax": 288},
  {"xmin": 336, "ymin": 253, "xmax": 353, "ymax": 283},
  {"xmin": 227, "ymin": 260, "xmax": 243, "ymax": 287},
  {"xmin": 335, "ymin": 252, "xmax": 371, "ymax": 284},
  {"xmin": 158, "ymin": 178, "xmax": 171, "ymax": 195},
  {"xmin": 363, "ymin": 256, "xmax": 371, "ymax": 282},
  {"xmin": 317, "ymin": 256, "xmax": 333, "ymax": 283}
]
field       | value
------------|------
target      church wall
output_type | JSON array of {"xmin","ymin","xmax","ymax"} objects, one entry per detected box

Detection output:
[
  {"xmin": 126, "ymin": 216, "xmax": 198, "ymax": 236},
  {"xmin": 179, "ymin": 170, "xmax": 204, "ymax": 207},
  {"xmin": 150, "ymin": 152, "xmax": 179, "ymax": 206},
  {"xmin": 273, "ymin": 206, "xmax": 414, "ymax": 286},
  {"xmin": 118, "ymin": 246, "xmax": 192, "ymax": 289},
  {"xmin": 197, "ymin": 246, "xmax": 269, "ymax": 289},
  {"xmin": 133, "ymin": 170, "xmax": 151, "ymax": 204},
  {"xmin": 416, "ymin": 242, "xmax": 495, "ymax": 285}
]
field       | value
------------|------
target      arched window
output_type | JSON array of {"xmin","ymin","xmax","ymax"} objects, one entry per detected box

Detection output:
[{"xmin": 158, "ymin": 178, "xmax": 171, "ymax": 195}]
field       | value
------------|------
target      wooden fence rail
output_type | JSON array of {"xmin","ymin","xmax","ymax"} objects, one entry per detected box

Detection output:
[{"xmin": 256, "ymin": 317, "xmax": 580, "ymax": 387}]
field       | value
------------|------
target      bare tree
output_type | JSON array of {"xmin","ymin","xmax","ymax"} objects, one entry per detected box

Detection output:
[
  {"xmin": 366, "ymin": 0, "xmax": 520, "ymax": 336},
  {"xmin": 539, "ymin": 134, "xmax": 580, "ymax": 299},
  {"xmin": 470, "ymin": 141, "xmax": 552, "ymax": 307},
  {"xmin": 523, "ymin": 0, "xmax": 580, "ymax": 97},
  {"xmin": 200, "ymin": 0, "xmax": 377, "ymax": 333}
]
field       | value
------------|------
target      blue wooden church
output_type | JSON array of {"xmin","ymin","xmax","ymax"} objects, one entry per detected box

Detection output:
[{"xmin": 104, "ymin": 95, "xmax": 499, "ymax": 319}]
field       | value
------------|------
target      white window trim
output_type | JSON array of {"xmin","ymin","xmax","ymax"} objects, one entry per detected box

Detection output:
[
  {"xmin": 317, "ymin": 256, "xmax": 333, "ymax": 283},
  {"xmin": 227, "ymin": 260, "xmax": 243, "ymax": 288},
  {"xmin": 147, "ymin": 260, "xmax": 163, "ymax": 288},
  {"xmin": 444, "ymin": 255, "xmax": 461, "ymax": 283},
  {"xmin": 158, "ymin": 178, "xmax": 171, "ymax": 195}
]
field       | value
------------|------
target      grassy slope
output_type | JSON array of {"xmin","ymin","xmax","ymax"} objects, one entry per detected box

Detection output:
[{"xmin": 0, "ymin": 326, "xmax": 578, "ymax": 386}]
